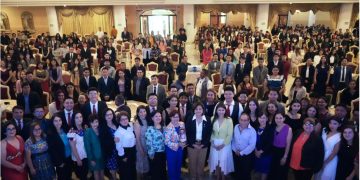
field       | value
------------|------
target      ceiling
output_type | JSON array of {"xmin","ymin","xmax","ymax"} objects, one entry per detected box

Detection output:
[{"xmin": 1, "ymin": 0, "xmax": 358, "ymax": 6}]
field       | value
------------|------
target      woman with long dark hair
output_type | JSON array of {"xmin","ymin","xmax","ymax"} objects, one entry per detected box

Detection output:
[
  {"xmin": 134, "ymin": 105, "xmax": 150, "ymax": 178},
  {"xmin": 313, "ymin": 55, "xmax": 330, "ymax": 96},
  {"xmin": 48, "ymin": 89, "xmax": 65, "ymax": 117},
  {"xmin": 47, "ymin": 114, "xmax": 72, "ymax": 180},
  {"xmin": 336, "ymin": 125, "xmax": 359, "ymax": 180},
  {"xmin": 285, "ymin": 100, "xmax": 303, "ymax": 132},
  {"xmin": 99, "ymin": 108, "xmax": 119, "ymax": 180},
  {"xmin": 48, "ymin": 59, "xmax": 63, "ymax": 97},
  {"xmin": 243, "ymin": 98, "xmax": 261, "ymax": 128}
]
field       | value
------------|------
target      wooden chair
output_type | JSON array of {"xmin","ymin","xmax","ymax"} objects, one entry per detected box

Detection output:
[
  {"xmin": 346, "ymin": 52, "xmax": 355, "ymax": 62},
  {"xmin": 211, "ymin": 73, "xmax": 222, "ymax": 92},
  {"xmin": 147, "ymin": 62, "xmax": 158, "ymax": 72},
  {"xmin": 122, "ymin": 42, "xmax": 131, "ymax": 59},
  {"xmin": 347, "ymin": 62, "xmax": 358, "ymax": 74},
  {"xmin": 257, "ymin": 42, "xmax": 266, "ymax": 57},
  {"xmin": 350, "ymin": 45, "xmax": 359, "ymax": 55},
  {"xmin": 157, "ymin": 72, "xmax": 169, "ymax": 91},
  {"xmin": 166, "ymin": 47, "xmax": 172, "ymax": 54},
  {"xmin": 336, "ymin": 88, "xmax": 345, "ymax": 104},
  {"xmin": 62, "ymin": 71, "xmax": 71, "ymax": 84},
  {"xmin": 262, "ymin": 38, "xmax": 270, "ymax": 44},
  {"xmin": 272, "ymin": 35, "xmax": 279, "ymax": 43},
  {"xmin": 62, "ymin": 63, "xmax": 68, "ymax": 71},
  {"xmin": 170, "ymin": 52, "xmax": 180, "ymax": 69},
  {"xmin": 31, "ymin": 48, "xmax": 39, "ymax": 55},
  {"xmin": 0, "ymin": 85, "xmax": 11, "ymax": 99}
]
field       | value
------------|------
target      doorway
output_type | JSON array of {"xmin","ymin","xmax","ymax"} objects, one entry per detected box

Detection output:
[{"xmin": 140, "ymin": 9, "xmax": 176, "ymax": 37}]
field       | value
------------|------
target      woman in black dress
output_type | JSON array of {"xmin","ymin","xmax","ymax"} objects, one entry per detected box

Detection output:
[
  {"xmin": 313, "ymin": 55, "xmax": 330, "ymax": 96},
  {"xmin": 285, "ymin": 100, "xmax": 303, "ymax": 133},
  {"xmin": 158, "ymin": 56, "xmax": 174, "ymax": 88},
  {"xmin": 336, "ymin": 125, "xmax": 359, "ymax": 180}
]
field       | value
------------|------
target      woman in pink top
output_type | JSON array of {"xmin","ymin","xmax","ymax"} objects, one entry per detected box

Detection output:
[{"xmin": 202, "ymin": 43, "xmax": 213, "ymax": 65}]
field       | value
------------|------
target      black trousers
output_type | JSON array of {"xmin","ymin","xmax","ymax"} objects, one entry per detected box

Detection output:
[
  {"xmin": 149, "ymin": 152, "xmax": 167, "ymax": 180},
  {"xmin": 292, "ymin": 169, "xmax": 313, "ymax": 180},
  {"xmin": 73, "ymin": 158, "xmax": 88, "ymax": 180},
  {"xmin": 233, "ymin": 151, "xmax": 254, "ymax": 180},
  {"xmin": 56, "ymin": 157, "xmax": 72, "ymax": 180},
  {"xmin": 119, "ymin": 147, "xmax": 137, "ymax": 180},
  {"xmin": 268, "ymin": 147, "xmax": 288, "ymax": 180}
]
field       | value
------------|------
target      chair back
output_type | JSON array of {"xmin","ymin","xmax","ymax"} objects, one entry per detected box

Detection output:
[
  {"xmin": 147, "ymin": 62, "xmax": 158, "ymax": 72},
  {"xmin": 0, "ymin": 85, "xmax": 11, "ymax": 99}
]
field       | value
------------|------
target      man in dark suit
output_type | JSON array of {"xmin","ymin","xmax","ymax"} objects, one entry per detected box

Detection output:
[
  {"xmin": 132, "ymin": 69, "xmax": 150, "ymax": 103},
  {"xmin": 79, "ymin": 68, "xmax": 98, "ymax": 93},
  {"xmin": 10, "ymin": 106, "xmax": 31, "ymax": 140},
  {"xmin": 267, "ymin": 54, "xmax": 284, "ymax": 75},
  {"xmin": 267, "ymin": 43, "xmax": 277, "ymax": 64},
  {"xmin": 80, "ymin": 42, "xmax": 92, "ymax": 66},
  {"xmin": 105, "ymin": 42, "xmax": 116, "ymax": 62},
  {"xmin": 64, "ymin": 47, "xmax": 78, "ymax": 71},
  {"xmin": 300, "ymin": 58, "xmax": 316, "ymax": 93},
  {"xmin": 186, "ymin": 83, "xmax": 201, "ymax": 110},
  {"xmin": 25, "ymin": 71, "xmax": 43, "ymax": 99},
  {"xmin": 81, "ymin": 87, "xmax": 108, "ymax": 123},
  {"xmin": 56, "ymin": 97, "xmax": 77, "ymax": 132},
  {"xmin": 1, "ymin": 32, "xmax": 10, "ymax": 45},
  {"xmin": 16, "ymin": 82, "xmax": 41, "ymax": 118},
  {"xmin": 121, "ymin": 27, "xmax": 131, "ymax": 42},
  {"xmin": 234, "ymin": 55, "xmax": 252, "ymax": 86},
  {"xmin": 98, "ymin": 67, "xmax": 116, "ymax": 101},
  {"xmin": 176, "ymin": 55, "xmax": 191, "ymax": 76},
  {"xmin": 31, "ymin": 105, "xmax": 49, "ymax": 132},
  {"xmin": 146, "ymin": 75, "xmax": 167, "ymax": 106},
  {"xmin": 332, "ymin": 58, "xmax": 352, "ymax": 104},
  {"xmin": 131, "ymin": 57, "xmax": 146, "ymax": 79}
]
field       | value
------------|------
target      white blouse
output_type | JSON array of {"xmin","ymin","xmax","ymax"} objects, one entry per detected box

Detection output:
[
  {"xmin": 114, "ymin": 122, "xmax": 136, "ymax": 156},
  {"xmin": 67, "ymin": 131, "xmax": 87, "ymax": 161}
]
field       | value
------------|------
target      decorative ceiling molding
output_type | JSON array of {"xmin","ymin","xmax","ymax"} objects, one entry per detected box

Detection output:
[{"xmin": 1, "ymin": 0, "xmax": 358, "ymax": 6}]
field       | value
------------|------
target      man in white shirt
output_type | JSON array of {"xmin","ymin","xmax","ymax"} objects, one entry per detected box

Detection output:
[
  {"xmin": 215, "ymin": 86, "xmax": 244, "ymax": 126},
  {"xmin": 96, "ymin": 27, "xmax": 104, "ymax": 40},
  {"xmin": 196, "ymin": 69, "xmax": 213, "ymax": 101},
  {"xmin": 231, "ymin": 113, "xmax": 256, "ymax": 180}
]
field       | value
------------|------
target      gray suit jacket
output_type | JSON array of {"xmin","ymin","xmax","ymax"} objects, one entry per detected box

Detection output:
[
  {"xmin": 208, "ymin": 61, "xmax": 222, "ymax": 74},
  {"xmin": 219, "ymin": 62, "xmax": 236, "ymax": 80},
  {"xmin": 146, "ymin": 84, "xmax": 166, "ymax": 105},
  {"xmin": 252, "ymin": 66, "xmax": 268, "ymax": 87}
]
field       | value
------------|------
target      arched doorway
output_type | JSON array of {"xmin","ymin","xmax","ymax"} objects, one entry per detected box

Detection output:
[{"xmin": 140, "ymin": 9, "xmax": 176, "ymax": 37}]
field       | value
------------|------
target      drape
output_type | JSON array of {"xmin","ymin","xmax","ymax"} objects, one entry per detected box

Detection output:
[
  {"xmin": 56, "ymin": 6, "xmax": 114, "ymax": 35},
  {"xmin": 268, "ymin": 4, "xmax": 341, "ymax": 30},
  {"xmin": 350, "ymin": 3, "xmax": 359, "ymax": 28},
  {"xmin": 194, "ymin": 4, "xmax": 257, "ymax": 29}
]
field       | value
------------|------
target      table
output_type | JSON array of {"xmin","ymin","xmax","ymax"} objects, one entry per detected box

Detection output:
[{"xmin": 0, "ymin": 99, "xmax": 17, "ymax": 113}]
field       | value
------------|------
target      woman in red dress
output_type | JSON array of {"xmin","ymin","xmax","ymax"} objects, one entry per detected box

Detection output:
[{"xmin": 1, "ymin": 121, "xmax": 28, "ymax": 180}]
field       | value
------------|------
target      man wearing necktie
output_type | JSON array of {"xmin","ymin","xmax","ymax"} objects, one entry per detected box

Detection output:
[
  {"xmin": 10, "ymin": 106, "xmax": 31, "ymax": 140},
  {"xmin": 235, "ymin": 56, "xmax": 251, "ymax": 86},
  {"xmin": 98, "ymin": 67, "xmax": 116, "ymax": 101},
  {"xmin": 220, "ymin": 55, "xmax": 235, "ymax": 81},
  {"xmin": 146, "ymin": 75, "xmax": 166, "ymax": 106},
  {"xmin": 332, "ymin": 58, "xmax": 352, "ymax": 104}
]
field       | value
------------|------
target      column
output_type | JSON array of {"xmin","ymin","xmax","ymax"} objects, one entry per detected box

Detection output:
[
  {"xmin": 337, "ymin": 3, "xmax": 353, "ymax": 30},
  {"xmin": 308, "ymin": 10, "xmax": 316, "ymax": 26},
  {"xmin": 256, "ymin": 4, "xmax": 269, "ymax": 31},
  {"xmin": 45, "ymin": 7, "xmax": 60, "ymax": 36},
  {"xmin": 183, "ymin": 5, "xmax": 196, "ymax": 43},
  {"xmin": 244, "ymin": 13, "xmax": 250, "ymax": 28},
  {"xmin": 113, "ymin": 5, "xmax": 126, "ymax": 40}
]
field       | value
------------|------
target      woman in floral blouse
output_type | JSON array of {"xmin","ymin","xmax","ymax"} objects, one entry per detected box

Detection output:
[
  {"xmin": 164, "ymin": 110, "xmax": 186, "ymax": 180},
  {"xmin": 145, "ymin": 110, "xmax": 167, "ymax": 180}
]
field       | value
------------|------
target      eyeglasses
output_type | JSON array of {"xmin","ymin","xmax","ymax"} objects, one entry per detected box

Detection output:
[
  {"xmin": 6, "ymin": 128, "xmax": 16, "ymax": 131},
  {"xmin": 33, "ymin": 128, "xmax": 42, "ymax": 131},
  {"xmin": 304, "ymin": 123, "xmax": 314, "ymax": 127}
]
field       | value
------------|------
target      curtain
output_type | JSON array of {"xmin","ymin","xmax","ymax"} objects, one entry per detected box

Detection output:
[
  {"xmin": 350, "ymin": 3, "xmax": 359, "ymax": 28},
  {"xmin": 194, "ymin": 4, "xmax": 257, "ymax": 29},
  {"xmin": 56, "ymin": 6, "xmax": 114, "ymax": 35},
  {"xmin": 268, "ymin": 4, "xmax": 341, "ymax": 30}
]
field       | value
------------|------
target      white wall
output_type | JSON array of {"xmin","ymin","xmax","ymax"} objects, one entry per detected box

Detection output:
[
  {"xmin": 183, "ymin": 5, "xmax": 196, "ymax": 43},
  {"xmin": 45, "ymin": 6, "xmax": 60, "ymax": 35},
  {"xmin": 337, "ymin": 3, "xmax": 353, "ymax": 30},
  {"xmin": 288, "ymin": 11, "xmax": 310, "ymax": 26},
  {"xmin": 113, "ymin": 5, "xmax": 126, "ymax": 40},
  {"xmin": 256, "ymin": 4, "xmax": 269, "ymax": 31}
]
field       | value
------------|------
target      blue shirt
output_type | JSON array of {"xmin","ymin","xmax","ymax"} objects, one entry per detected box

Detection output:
[
  {"xmin": 145, "ymin": 126, "xmax": 165, "ymax": 158},
  {"xmin": 60, "ymin": 130, "xmax": 71, "ymax": 157},
  {"xmin": 24, "ymin": 95, "xmax": 30, "ymax": 114}
]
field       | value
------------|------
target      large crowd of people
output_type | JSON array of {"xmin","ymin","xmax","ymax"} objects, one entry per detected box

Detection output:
[{"xmin": 0, "ymin": 21, "xmax": 359, "ymax": 180}]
